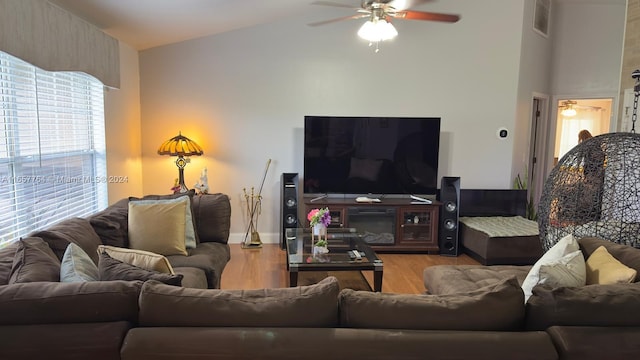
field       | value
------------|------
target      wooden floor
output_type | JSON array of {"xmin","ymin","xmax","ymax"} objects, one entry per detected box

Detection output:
[{"xmin": 220, "ymin": 244, "xmax": 480, "ymax": 294}]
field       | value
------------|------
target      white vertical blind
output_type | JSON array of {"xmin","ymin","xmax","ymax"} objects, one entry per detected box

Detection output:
[{"xmin": 0, "ymin": 51, "xmax": 107, "ymax": 246}]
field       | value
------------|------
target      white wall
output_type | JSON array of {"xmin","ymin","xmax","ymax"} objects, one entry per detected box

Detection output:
[
  {"xmin": 513, "ymin": 0, "xmax": 553, "ymax": 183},
  {"xmin": 104, "ymin": 42, "xmax": 144, "ymax": 203},
  {"xmin": 138, "ymin": 0, "xmax": 528, "ymax": 243},
  {"xmin": 551, "ymin": 0, "xmax": 626, "ymax": 98}
]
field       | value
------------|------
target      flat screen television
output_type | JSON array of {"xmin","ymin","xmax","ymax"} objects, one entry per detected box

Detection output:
[{"xmin": 303, "ymin": 116, "xmax": 441, "ymax": 196}]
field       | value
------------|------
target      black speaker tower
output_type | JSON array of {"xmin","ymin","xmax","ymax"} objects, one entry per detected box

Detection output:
[
  {"xmin": 439, "ymin": 176, "xmax": 461, "ymax": 256},
  {"xmin": 280, "ymin": 173, "xmax": 299, "ymax": 249}
]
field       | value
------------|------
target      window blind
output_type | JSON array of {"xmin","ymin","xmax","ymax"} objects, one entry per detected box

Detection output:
[{"xmin": 0, "ymin": 51, "xmax": 107, "ymax": 246}]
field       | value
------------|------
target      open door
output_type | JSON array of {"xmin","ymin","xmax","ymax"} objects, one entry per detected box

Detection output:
[{"xmin": 553, "ymin": 98, "xmax": 613, "ymax": 165}]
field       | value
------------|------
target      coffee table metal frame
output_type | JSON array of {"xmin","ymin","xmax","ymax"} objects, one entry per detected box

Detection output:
[{"xmin": 285, "ymin": 227, "xmax": 383, "ymax": 292}]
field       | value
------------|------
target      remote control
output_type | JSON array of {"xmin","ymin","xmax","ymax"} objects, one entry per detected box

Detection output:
[
  {"xmin": 352, "ymin": 250, "xmax": 362, "ymax": 260},
  {"xmin": 410, "ymin": 195, "xmax": 432, "ymax": 204}
]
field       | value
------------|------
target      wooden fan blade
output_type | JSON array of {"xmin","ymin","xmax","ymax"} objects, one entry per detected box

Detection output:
[
  {"xmin": 308, "ymin": 14, "xmax": 369, "ymax": 27},
  {"xmin": 396, "ymin": 10, "xmax": 460, "ymax": 23},
  {"xmin": 386, "ymin": 0, "xmax": 433, "ymax": 11},
  {"xmin": 311, "ymin": 1, "xmax": 359, "ymax": 9}
]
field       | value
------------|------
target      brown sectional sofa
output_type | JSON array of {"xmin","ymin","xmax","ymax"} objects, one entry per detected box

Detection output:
[
  {"xmin": 0, "ymin": 192, "xmax": 231, "ymax": 359},
  {"xmin": 424, "ymin": 236, "xmax": 640, "ymax": 360},
  {"xmin": 1, "ymin": 192, "xmax": 639, "ymax": 359}
]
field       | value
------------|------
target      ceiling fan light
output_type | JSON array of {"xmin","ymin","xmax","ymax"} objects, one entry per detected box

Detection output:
[
  {"xmin": 380, "ymin": 20, "xmax": 398, "ymax": 40},
  {"xmin": 357, "ymin": 18, "xmax": 397, "ymax": 42},
  {"xmin": 357, "ymin": 20, "xmax": 377, "ymax": 41},
  {"xmin": 560, "ymin": 100, "xmax": 577, "ymax": 117}
]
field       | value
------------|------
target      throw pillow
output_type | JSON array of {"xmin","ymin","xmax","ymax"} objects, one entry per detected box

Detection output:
[
  {"xmin": 128, "ymin": 198, "xmax": 188, "ymax": 256},
  {"xmin": 98, "ymin": 252, "xmax": 183, "ymax": 286},
  {"xmin": 537, "ymin": 250, "xmax": 586, "ymax": 289},
  {"xmin": 129, "ymin": 195, "xmax": 197, "ymax": 249},
  {"xmin": 585, "ymin": 246, "xmax": 637, "ymax": 285},
  {"xmin": 0, "ymin": 242, "xmax": 19, "ymax": 285},
  {"xmin": 521, "ymin": 234, "xmax": 581, "ymax": 302},
  {"xmin": 60, "ymin": 243, "xmax": 99, "ymax": 282},
  {"xmin": 29, "ymin": 217, "xmax": 103, "ymax": 264},
  {"xmin": 9, "ymin": 237, "xmax": 61, "ymax": 284},
  {"xmin": 338, "ymin": 277, "xmax": 524, "ymax": 331},
  {"xmin": 130, "ymin": 190, "xmax": 200, "ymax": 245},
  {"xmin": 97, "ymin": 245, "xmax": 174, "ymax": 274},
  {"xmin": 88, "ymin": 200, "xmax": 129, "ymax": 248}
]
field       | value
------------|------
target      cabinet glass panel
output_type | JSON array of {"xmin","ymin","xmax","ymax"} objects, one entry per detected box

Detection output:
[
  {"xmin": 328, "ymin": 209, "xmax": 344, "ymax": 227},
  {"xmin": 400, "ymin": 211, "xmax": 432, "ymax": 242}
]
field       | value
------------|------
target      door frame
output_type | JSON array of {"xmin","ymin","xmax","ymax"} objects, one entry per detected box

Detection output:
[{"xmin": 529, "ymin": 92, "xmax": 550, "ymax": 210}]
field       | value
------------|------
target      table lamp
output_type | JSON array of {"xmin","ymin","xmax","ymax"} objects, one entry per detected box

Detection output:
[{"xmin": 157, "ymin": 132, "xmax": 203, "ymax": 193}]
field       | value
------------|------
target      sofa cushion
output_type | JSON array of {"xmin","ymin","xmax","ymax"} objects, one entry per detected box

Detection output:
[
  {"xmin": 0, "ymin": 322, "xmax": 132, "ymax": 360},
  {"xmin": 579, "ymin": 237, "xmax": 640, "ymax": 280},
  {"xmin": 191, "ymin": 193, "xmax": 231, "ymax": 244},
  {"xmin": 121, "ymin": 328, "xmax": 559, "ymax": 360},
  {"xmin": 165, "ymin": 241, "xmax": 230, "ymax": 289},
  {"xmin": 585, "ymin": 246, "xmax": 637, "ymax": 285},
  {"xmin": 98, "ymin": 252, "xmax": 183, "ymax": 286},
  {"xmin": 525, "ymin": 282, "xmax": 640, "ymax": 330},
  {"xmin": 423, "ymin": 265, "xmax": 531, "ymax": 295},
  {"xmin": 0, "ymin": 281, "xmax": 141, "ymax": 325},
  {"xmin": 521, "ymin": 234, "xmax": 581, "ymax": 302},
  {"xmin": 0, "ymin": 242, "xmax": 19, "ymax": 285},
  {"xmin": 128, "ymin": 198, "xmax": 188, "ymax": 256},
  {"xmin": 138, "ymin": 276, "xmax": 340, "ymax": 327},
  {"xmin": 88, "ymin": 198, "xmax": 129, "ymax": 248},
  {"xmin": 339, "ymin": 277, "xmax": 525, "ymax": 331},
  {"xmin": 60, "ymin": 243, "xmax": 99, "ymax": 282},
  {"xmin": 98, "ymin": 245, "xmax": 174, "ymax": 274},
  {"xmin": 172, "ymin": 266, "xmax": 208, "ymax": 289},
  {"xmin": 9, "ymin": 237, "xmax": 61, "ymax": 284},
  {"xmin": 30, "ymin": 217, "xmax": 103, "ymax": 264},
  {"xmin": 129, "ymin": 195, "xmax": 197, "ymax": 249},
  {"xmin": 546, "ymin": 326, "xmax": 640, "ymax": 360}
]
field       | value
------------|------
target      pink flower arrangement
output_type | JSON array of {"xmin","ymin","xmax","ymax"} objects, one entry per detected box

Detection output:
[{"xmin": 307, "ymin": 207, "xmax": 331, "ymax": 227}]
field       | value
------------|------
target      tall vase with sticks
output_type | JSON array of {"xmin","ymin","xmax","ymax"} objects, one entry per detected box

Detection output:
[{"xmin": 242, "ymin": 159, "xmax": 271, "ymax": 249}]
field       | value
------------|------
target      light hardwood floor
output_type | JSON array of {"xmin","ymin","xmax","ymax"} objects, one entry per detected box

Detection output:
[{"xmin": 220, "ymin": 244, "xmax": 480, "ymax": 294}]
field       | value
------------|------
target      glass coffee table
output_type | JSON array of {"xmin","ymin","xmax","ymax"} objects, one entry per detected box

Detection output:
[{"xmin": 285, "ymin": 228, "xmax": 383, "ymax": 292}]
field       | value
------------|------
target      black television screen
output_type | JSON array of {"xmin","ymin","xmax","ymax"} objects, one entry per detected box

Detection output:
[{"xmin": 303, "ymin": 116, "xmax": 441, "ymax": 196}]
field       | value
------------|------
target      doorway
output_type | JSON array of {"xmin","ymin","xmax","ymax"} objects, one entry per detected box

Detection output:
[{"xmin": 553, "ymin": 98, "xmax": 613, "ymax": 165}]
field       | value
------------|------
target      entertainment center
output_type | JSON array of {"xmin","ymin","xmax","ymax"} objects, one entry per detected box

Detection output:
[
  {"xmin": 303, "ymin": 197, "xmax": 441, "ymax": 253},
  {"xmin": 302, "ymin": 115, "xmax": 443, "ymax": 253}
]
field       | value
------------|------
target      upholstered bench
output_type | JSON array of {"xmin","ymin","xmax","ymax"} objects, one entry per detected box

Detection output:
[{"xmin": 460, "ymin": 216, "xmax": 543, "ymax": 265}]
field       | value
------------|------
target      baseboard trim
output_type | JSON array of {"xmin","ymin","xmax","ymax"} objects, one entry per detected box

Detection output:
[{"xmin": 228, "ymin": 232, "xmax": 279, "ymax": 244}]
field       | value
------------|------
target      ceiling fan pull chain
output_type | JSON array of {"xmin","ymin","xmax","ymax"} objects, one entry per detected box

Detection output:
[{"xmin": 632, "ymin": 69, "xmax": 640, "ymax": 134}]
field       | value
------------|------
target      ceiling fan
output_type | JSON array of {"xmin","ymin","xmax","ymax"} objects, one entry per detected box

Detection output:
[{"xmin": 309, "ymin": 0, "xmax": 460, "ymax": 50}]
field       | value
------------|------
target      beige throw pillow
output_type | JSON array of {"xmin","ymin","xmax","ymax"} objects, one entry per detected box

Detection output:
[
  {"xmin": 98, "ymin": 245, "xmax": 174, "ymax": 274},
  {"xmin": 586, "ymin": 246, "xmax": 637, "ymax": 285},
  {"xmin": 521, "ymin": 234, "xmax": 581, "ymax": 302},
  {"xmin": 128, "ymin": 199, "xmax": 188, "ymax": 256},
  {"xmin": 537, "ymin": 250, "xmax": 586, "ymax": 289},
  {"xmin": 129, "ymin": 195, "xmax": 198, "ymax": 249}
]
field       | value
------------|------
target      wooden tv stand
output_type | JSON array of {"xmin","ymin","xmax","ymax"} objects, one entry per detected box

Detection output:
[{"xmin": 303, "ymin": 197, "xmax": 441, "ymax": 253}]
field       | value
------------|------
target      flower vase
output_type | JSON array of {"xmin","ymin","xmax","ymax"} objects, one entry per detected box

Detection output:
[{"xmin": 312, "ymin": 223, "xmax": 328, "ymax": 256}]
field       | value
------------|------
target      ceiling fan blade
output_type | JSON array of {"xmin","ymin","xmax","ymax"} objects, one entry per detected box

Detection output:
[
  {"xmin": 386, "ymin": 0, "xmax": 433, "ymax": 11},
  {"xmin": 395, "ymin": 10, "xmax": 460, "ymax": 23},
  {"xmin": 311, "ymin": 1, "xmax": 360, "ymax": 9},
  {"xmin": 308, "ymin": 14, "xmax": 369, "ymax": 27}
]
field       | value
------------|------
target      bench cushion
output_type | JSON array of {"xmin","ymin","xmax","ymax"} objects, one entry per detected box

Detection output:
[{"xmin": 423, "ymin": 264, "xmax": 531, "ymax": 295}]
